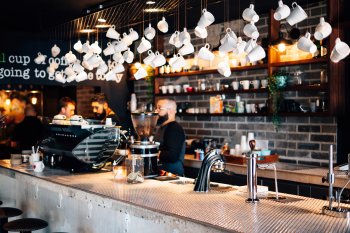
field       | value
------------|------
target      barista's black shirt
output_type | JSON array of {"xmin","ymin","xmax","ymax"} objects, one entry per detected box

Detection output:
[
  {"xmin": 154, "ymin": 121, "xmax": 186, "ymax": 176},
  {"xmin": 11, "ymin": 116, "xmax": 44, "ymax": 150}
]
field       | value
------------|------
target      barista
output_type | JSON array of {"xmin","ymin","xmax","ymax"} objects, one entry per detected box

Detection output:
[
  {"xmin": 154, "ymin": 98, "xmax": 186, "ymax": 176},
  {"xmin": 91, "ymin": 93, "xmax": 121, "ymax": 126},
  {"xmin": 57, "ymin": 97, "xmax": 76, "ymax": 120}
]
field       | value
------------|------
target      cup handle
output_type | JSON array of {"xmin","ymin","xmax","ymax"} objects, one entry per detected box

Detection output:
[
  {"xmin": 129, "ymin": 28, "xmax": 134, "ymax": 32},
  {"xmin": 205, "ymin": 43, "xmax": 210, "ymax": 49},
  {"xmin": 111, "ymin": 25, "xmax": 116, "ymax": 29},
  {"xmin": 202, "ymin": 8, "xmax": 207, "ymax": 13},
  {"xmin": 292, "ymin": 2, "xmax": 297, "ymax": 8},
  {"xmin": 226, "ymin": 28, "xmax": 232, "ymax": 33}
]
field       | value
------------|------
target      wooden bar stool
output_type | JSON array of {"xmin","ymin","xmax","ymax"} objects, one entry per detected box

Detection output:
[
  {"xmin": 3, "ymin": 218, "xmax": 48, "ymax": 233},
  {"xmin": 0, "ymin": 207, "xmax": 23, "ymax": 233}
]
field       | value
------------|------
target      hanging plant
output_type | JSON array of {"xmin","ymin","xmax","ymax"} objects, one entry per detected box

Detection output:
[
  {"xmin": 267, "ymin": 71, "xmax": 288, "ymax": 131},
  {"xmin": 144, "ymin": 75, "xmax": 154, "ymax": 104}
]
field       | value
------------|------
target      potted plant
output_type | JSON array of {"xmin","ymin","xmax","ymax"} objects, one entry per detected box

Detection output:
[{"xmin": 267, "ymin": 71, "xmax": 288, "ymax": 131}]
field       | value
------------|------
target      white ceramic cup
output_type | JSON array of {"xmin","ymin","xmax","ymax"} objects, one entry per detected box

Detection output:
[
  {"xmin": 197, "ymin": 8, "xmax": 215, "ymax": 27},
  {"xmin": 65, "ymin": 65, "xmax": 75, "ymax": 76},
  {"xmin": 330, "ymin": 38, "xmax": 350, "ymax": 63},
  {"xmin": 106, "ymin": 25, "xmax": 120, "ymax": 40},
  {"xmin": 242, "ymin": 4, "xmax": 259, "ymax": 23},
  {"xmin": 96, "ymin": 62, "xmax": 108, "ymax": 75},
  {"xmin": 286, "ymin": 2, "xmax": 308, "ymax": 26},
  {"xmin": 232, "ymin": 81, "xmax": 239, "ymax": 90},
  {"xmin": 231, "ymin": 59, "xmax": 239, "ymax": 67},
  {"xmin": 137, "ymin": 37, "xmax": 152, "ymax": 54},
  {"xmin": 33, "ymin": 161, "xmax": 45, "ymax": 172},
  {"xmin": 51, "ymin": 44, "xmax": 61, "ymax": 57},
  {"xmin": 245, "ymin": 104, "xmax": 252, "ymax": 113},
  {"xmin": 240, "ymin": 80, "xmax": 250, "ymax": 90},
  {"xmin": 65, "ymin": 51, "xmax": 77, "ymax": 64},
  {"xmin": 55, "ymin": 71, "xmax": 66, "ymax": 83},
  {"xmin": 179, "ymin": 43, "xmax": 194, "ymax": 56},
  {"xmin": 220, "ymin": 28, "xmax": 237, "ymax": 45},
  {"xmin": 113, "ymin": 52, "xmax": 125, "ymax": 64},
  {"xmin": 314, "ymin": 17, "xmax": 332, "ymax": 41},
  {"xmin": 105, "ymin": 70, "xmax": 116, "ymax": 81},
  {"xmin": 114, "ymin": 38, "xmax": 128, "ymax": 53},
  {"xmin": 134, "ymin": 66, "xmax": 148, "ymax": 80},
  {"xmin": 66, "ymin": 73, "xmax": 76, "ymax": 83},
  {"xmin": 73, "ymin": 60, "xmax": 84, "ymax": 73},
  {"xmin": 82, "ymin": 40, "xmax": 91, "ymax": 53},
  {"xmin": 173, "ymin": 34, "xmax": 183, "ymax": 48},
  {"xmin": 247, "ymin": 45, "xmax": 266, "ymax": 63},
  {"xmin": 145, "ymin": 23, "xmax": 156, "ymax": 40},
  {"xmin": 183, "ymin": 84, "xmax": 190, "ymax": 93},
  {"xmin": 243, "ymin": 21, "xmax": 259, "ymax": 39},
  {"xmin": 103, "ymin": 42, "xmax": 115, "ymax": 56},
  {"xmin": 151, "ymin": 51, "xmax": 166, "ymax": 68},
  {"xmin": 198, "ymin": 43, "xmax": 215, "ymax": 61},
  {"xmin": 217, "ymin": 62, "xmax": 231, "ymax": 77},
  {"xmin": 233, "ymin": 37, "xmax": 247, "ymax": 55},
  {"xmin": 174, "ymin": 85, "xmax": 182, "ymax": 93},
  {"xmin": 244, "ymin": 38, "xmax": 257, "ymax": 54},
  {"xmin": 105, "ymin": 118, "xmax": 113, "ymax": 126},
  {"xmin": 31, "ymin": 153, "xmax": 40, "ymax": 164},
  {"xmin": 179, "ymin": 28, "xmax": 191, "ymax": 45},
  {"xmin": 143, "ymin": 50, "xmax": 156, "ymax": 65},
  {"xmin": 123, "ymin": 48, "xmax": 134, "ymax": 64},
  {"xmin": 157, "ymin": 17, "xmax": 168, "ymax": 33},
  {"xmin": 160, "ymin": 86, "xmax": 168, "ymax": 94},
  {"xmin": 219, "ymin": 35, "xmax": 236, "ymax": 53},
  {"xmin": 261, "ymin": 79, "xmax": 268, "ymax": 88},
  {"xmin": 128, "ymin": 28, "xmax": 139, "ymax": 41},
  {"xmin": 240, "ymin": 57, "xmax": 248, "ymax": 66},
  {"xmin": 73, "ymin": 40, "xmax": 83, "ymax": 53},
  {"xmin": 88, "ymin": 54, "xmax": 102, "ymax": 68},
  {"xmin": 169, "ymin": 31, "xmax": 180, "ymax": 45},
  {"xmin": 171, "ymin": 54, "xmax": 186, "ymax": 71},
  {"xmin": 76, "ymin": 71, "xmax": 88, "ymax": 82},
  {"xmin": 168, "ymin": 85, "xmax": 174, "ymax": 94},
  {"xmin": 34, "ymin": 52, "xmax": 46, "ymax": 64},
  {"xmin": 250, "ymin": 104, "xmax": 257, "ymax": 113},
  {"xmin": 194, "ymin": 26, "xmax": 208, "ymax": 39},
  {"xmin": 121, "ymin": 32, "xmax": 133, "ymax": 46},
  {"xmin": 83, "ymin": 51, "xmax": 93, "ymax": 61},
  {"xmin": 297, "ymin": 32, "xmax": 317, "ymax": 53},
  {"xmin": 112, "ymin": 62, "xmax": 125, "ymax": 74},
  {"xmin": 91, "ymin": 41, "xmax": 102, "ymax": 54},
  {"xmin": 274, "ymin": 0, "xmax": 291, "ymax": 21},
  {"xmin": 250, "ymin": 80, "xmax": 260, "ymax": 89}
]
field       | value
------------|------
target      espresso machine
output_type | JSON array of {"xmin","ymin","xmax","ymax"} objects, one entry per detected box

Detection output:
[{"xmin": 130, "ymin": 112, "xmax": 159, "ymax": 178}]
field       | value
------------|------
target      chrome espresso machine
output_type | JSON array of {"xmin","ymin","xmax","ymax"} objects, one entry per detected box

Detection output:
[{"xmin": 130, "ymin": 112, "xmax": 159, "ymax": 178}]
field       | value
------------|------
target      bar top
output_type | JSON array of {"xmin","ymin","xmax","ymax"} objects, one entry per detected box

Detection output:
[{"xmin": 1, "ymin": 160, "xmax": 350, "ymax": 232}]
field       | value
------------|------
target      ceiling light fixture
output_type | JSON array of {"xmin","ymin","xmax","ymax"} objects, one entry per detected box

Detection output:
[
  {"xmin": 146, "ymin": 1, "xmax": 156, "ymax": 4},
  {"xmin": 98, "ymin": 18, "xmax": 107, "ymax": 23},
  {"xmin": 95, "ymin": 24, "xmax": 111, "ymax": 28},
  {"xmin": 144, "ymin": 8, "xmax": 166, "ymax": 13}
]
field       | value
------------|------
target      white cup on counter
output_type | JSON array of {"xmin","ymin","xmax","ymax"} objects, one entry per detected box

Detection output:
[{"xmin": 240, "ymin": 80, "xmax": 250, "ymax": 90}]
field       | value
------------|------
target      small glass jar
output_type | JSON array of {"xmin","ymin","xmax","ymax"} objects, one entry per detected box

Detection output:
[{"xmin": 126, "ymin": 155, "xmax": 144, "ymax": 183}]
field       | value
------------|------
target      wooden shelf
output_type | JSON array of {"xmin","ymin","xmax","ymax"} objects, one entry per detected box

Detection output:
[
  {"xmin": 269, "ymin": 57, "xmax": 327, "ymax": 67},
  {"xmin": 155, "ymin": 88, "xmax": 268, "ymax": 96},
  {"xmin": 279, "ymin": 111, "xmax": 331, "ymax": 117},
  {"xmin": 156, "ymin": 64, "xmax": 268, "ymax": 78}
]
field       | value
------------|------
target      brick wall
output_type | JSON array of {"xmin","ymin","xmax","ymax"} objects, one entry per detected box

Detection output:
[
  {"xmin": 134, "ymin": 0, "xmax": 337, "ymax": 167},
  {"xmin": 76, "ymin": 86, "xmax": 96, "ymax": 118}
]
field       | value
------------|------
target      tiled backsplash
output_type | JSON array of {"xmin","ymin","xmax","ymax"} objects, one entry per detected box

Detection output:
[{"xmin": 134, "ymin": 0, "xmax": 336, "ymax": 166}]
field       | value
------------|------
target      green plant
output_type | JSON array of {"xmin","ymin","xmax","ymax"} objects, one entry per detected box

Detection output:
[
  {"xmin": 267, "ymin": 72, "xmax": 286, "ymax": 131},
  {"xmin": 144, "ymin": 76, "xmax": 154, "ymax": 104}
]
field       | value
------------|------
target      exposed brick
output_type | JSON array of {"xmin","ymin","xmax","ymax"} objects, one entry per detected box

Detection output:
[
  {"xmin": 184, "ymin": 129, "xmax": 196, "ymax": 135},
  {"xmin": 188, "ymin": 122, "xmax": 204, "ymax": 128},
  {"xmin": 197, "ymin": 130, "xmax": 212, "ymax": 135},
  {"xmin": 266, "ymin": 132, "xmax": 287, "ymax": 140},
  {"xmin": 219, "ymin": 123, "xmax": 236, "ymax": 130},
  {"xmin": 246, "ymin": 116, "xmax": 265, "ymax": 122},
  {"xmin": 287, "ymin": 150, "xmax": 310, "ymax": 158},
  {"xmin": 197, "ymin": 116, "xmax": 211, "ymax": 121},
  {"xmin": 321, "ymin": 144, "xmax": 337, "ymax": 152},
  {"xmin": 298, "ymin": 160, "xmax": 322, "ymax": 167},
  {"xmin": 298, "ymin": 143, "xmax": 320, "ymax": 150},
  {"xmin": 275, "ymin": 141, "xmax": 288, "ymax": 148},
  {"xmin": 311, "ymin": 152, "xmax": 330, "ymax": 160},
  {"xmin": 287, "ymin": 117, "xmax": 309, "ymax": 123},
  {"xmin": 298, "ymin": 125, "xmax": 321, "ymax": 132},
  {"xmin": 322, "ymin": 125, "xmax": 337, "ymax": 133},
  {"xmin": 254, "ymin": 124, "xmax": 275, "ymax": 132},
  {"xmin": 310, "ymin": 134, "xmax": 335, "ymax": 142},
  {"xmin": 237, "ymin": 124, "xmax": 255, "ymax": 130},
  {"xmin": 287, "ymin": 134, "xmax": 309, "ymax": 141},
  {"xmin": 310, "ymin": 117, "xmax": 334, "ymax": 124}
]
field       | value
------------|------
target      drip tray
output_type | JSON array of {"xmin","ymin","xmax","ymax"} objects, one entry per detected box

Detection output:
[{"xmin": 264, "ymin": 195, "xmax": 304, "ymax": 203}]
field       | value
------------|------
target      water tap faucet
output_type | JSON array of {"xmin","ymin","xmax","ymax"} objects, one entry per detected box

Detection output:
[
  {"xmin": 194, "ymin": 149, "xmax": 224, "ymax": 192},
  {"xmin": 246, "ymin": 140, "xmax": 259, "ymax": 203}
]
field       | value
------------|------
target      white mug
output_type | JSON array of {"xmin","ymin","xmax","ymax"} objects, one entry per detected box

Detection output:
[
  {"xmin": 66, "ymin": 73, "xmax": 76, "ymax": 83},
  {"xmin": 169, "ymin": 31, "xmax": 180, "ymax": 45},
  {"xmin": 65, "ymin": 51, "xmax": 77, "ymax": 64},
  {"xmin": 197, "ymin": 8, "xmax": 215, "ymax": 27},
  {"xmin": 174, "ymin": 85, "xmax": 182, "ymax": 93},
  {"xmin": 242, "ymin": 4, "xmax": 259, "ymax": 23},
  {"xmin": 34, "ymin": 52, "xmax": 46, "ymax": 64},
  {"xmin": 73, "ymin": 40, "xmax": 83, "ymax": 53},
  {"xmin": 179, "ymin": 43, "xmax": 194, "ymax": 56},
  {"xmin": 30, "ymin": 153, "xmax": 40, "ymax": 164},
  {"xmin": 245, "ymin": 38, "xmax": 257, "ymax": 54},
  {"xmin": 171, "ymin": 54, "xmax": 186, "ymax": 71},
  {"xmin": 134, "ymin": 66, "xmax": 148, "ymax": 80},
  {"xmin": 103, "ymin": 42, "xmax": 115, "ymax": 56},
  {"xmin": 179, "ymin": 28, "xmax": 191, "ymax": 45},
  {"xmin": 314, "ymin": 17, "xmax": 332, "ymax": 41},
  {"xmin": 243, "ymin": 22, "xmax": 259, "ymax": 39},
  {"xmin": 121, "ymin": 32, "xmax": 133, "ymax": 46},
  {"xmin": 105, "ymin": 118, "xmax": 113, "ymax": 126},
  {"xmin": 232, "ymin": 81, "xmax": 239, "ymax": 90},
  {"xmin": 250, "ymin": 104, "xmax": 257, "ymax": 114},
  {"xmin": 33, "ymin": 161, "xmax": 45, "ymax": 172},
  {"xmin": 261, "ymin": 79, "xmax": 268, "ymax": 88},
  {"xmin": 73, "ymin": 61, "xmax": 84, "ymax": 73},
  {"xmin": 245, "ymin": 104, "xmax": 252, "ymax": 113},
  {"xmin": 297, "ymin": 32, "xmax": 317, "ymax": 53},
  {"xmin": 219, "ymin": 35, "xmax": 236, "ymax": 54},
  {"xmin": 274, "ymin": 0, "xmax": 291, "ymax": 21},
  {"xmin": 247, "ymin": 45, "xmax": 266, "ymax": 63},
  {"xmin": 150, "ymin": 51, "xmax": 166, "ymax": 68},
  {"xmin": 128, "ymin": 28, "xmax": 139, "ymax": 41},
  {"xmin": 105, "ymin": 70, "xmax": 116, "ymax": 81},
  {"xmin": 168, "ymin": 85, "xmax": 174, "ymax": 94},
  {"xmin": 143, "ymin": 50, "xmax": 156, "ymax": 66},
  {"xmin": 106, "ymin": 25, "xmax": 120, "ymax": 40},
  {"xmin": 51, "ymin": 44, "xmax": 61, "ymax": 57},
  {"xmin": 91, "ymin": 41, "xmax": 102, "ymax": 54},
  {"xmin": 82, "ymin": 40, "xmax": 91, "ymax": 53},
  {"xmin": 87, "ymin": 54, "xmax": 102, "ymax": 68},
  {"xmin": 112, "ymin": 62, "xmax": 125, "ymax": 74},
  {"xmin": 233, "ymin": 37, "xmax": 247, "ymax": 55},
  {"xmin": 113, "ymin": 52, "xmax": 125, "ymax": 64},
  {"xmin": 76, "ymin": 71, "xmax": 88, "ymax": 82},
  {"xmin": 157, "ymin": 17, "xmax": 168, "ymax": 33},
  {"xmin": 194, "ymin": 26, "xmax": 208, "ymax": 39},
  {"xmin": 65, "ymin": 65, "xmax": 75, "ymax": 76},
  {"xmin": 137, "ymin": 37, "xmax": 152, "ymax": 54},
  {"xmin": 83, "ymin": 51, "xmax": 93, "ymax": 61},
  {"xmin": 250, "ymin": 80, "xmax": 260, "ymax": 89},
  {"xmin": 96, "ymin": 62, "xmax": 108, "ymax": 75},
  {"xmin": 330, "ymin": 38, "xmax": 350, "ymax": 63},
  {"xmin": 220, "ymin": 28, "xmax": 237, "ymax": 45},
  {"xmin": 217, "ymin": 62, "xmax": 231, "ymax": 77},
  {"xmin": 114, "ymin": 38, "xmax": 128, "ymax": 53},
  {"xmin": 123, "ymin": 48, "xmax": 134, "ymax": 64},
  {"xmin": 240, "ymin": 80, "xmax": 250, "ymax": 90},
  {"xmin": 286, "ymin": 2, "xmax": 308, "ymax": 26},
  {"xmin": 144, "ymin": 23, "xmax": 156, "ymax": 40},
  {"xmin": 198, "ymin": 43, "xmax": 215, "ymax": 61},
  {"xmin": 55, "ymin": 71, "xmax": 66, "ymax": 84},
  {"xmin": 160, "ymin": 86, "xmax": 168, "ymax": 94}
]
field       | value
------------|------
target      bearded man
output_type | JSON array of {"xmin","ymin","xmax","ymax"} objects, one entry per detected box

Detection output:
[
  {"xmin": 154, "ymin": 98, "xmax": 186, "ymax": 176},
  {"xmin": 91, "ymin": 93, "xmax": 120, "ymax": 126}
]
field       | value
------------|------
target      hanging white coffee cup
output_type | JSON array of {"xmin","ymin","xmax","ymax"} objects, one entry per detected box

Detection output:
[
  {"xmin": 134, "ymin": 66, "xmax": 148, "ymax": 80},
  {"xmin": 65, "ymin": 51, "xmax": 77, "ymax": 64},
  {"xmin": 297, "ymin": 32, "xmax": 317, "ymax": 53},
  {"xmin": 121, "ymin": 32, "xmax": 133, "ymax": 46},
  {"xmin": 243, "ymin": 21, "xmax": 259, "ymax": 39},
  {"xmin": 179, "ymin": 28, "xmax": 191, "ymax": 45},
  {"xmin": 314, "ymin": 17, "xmax": 332, "ymax": 41},
  {"xmin": 171, "ymin": 54, "xmax": 186, "ymax": 71},
  {"xmin": 144, "ymin": 23, "xmax": 156, "ymax": 40},
  {"xmin": 66, "ymin": 72, "xmax": 76, "ymax": 83},
  {"xmin": 242, "ymin": 4, "xmax": 259, "ymax": 23},
  {"xmin": 55, "ymin": 71, "xmax": 66, "ymax": 84},
  {"xmin": 137, "ymin": 37, "xmax": 152, "ymax": 54},
  {"xmin": 168, "ymin": 54, "xmax": 178, "ymax": 66},
  {"xmin": 150, "ymin": 51, "xmax": 166, "ymax": 68},
  {"xmin": 219, "ymin": 34, "xmax": 236, "ymax": 53},
  {"xmin": 34, "ymin": 53, "xmax": 46, "ymax": 64},
  {"xmin": 274, "ymin": 0, "xmax": 291, "ymax": 21},
  {"xmin": 65, "ymin": 64, "xmax": 75, "ymax": 76},
  {"xmin": 105, "ymin": 70, "xmax": 116, "ymax": 81},
  {"xmin": 96, "ymin": 62, "xmax": 108, "ymax": 75},
  {"xmin": 106, "ymin": 25, "xmax": 120, "ymax": 40},
  {"xmin": 51, "ymin": 44, "xmax": 61, "ymax": 57},
  {"xmin": 194, "ymin": 26, "xmax": 208, "ymax": 39},
  {"xmin": 198, "ymin": 43, "xmax": 215, "ymax": 61},
  {"xmin": 143, "ymin": 50, "xmax": 156, "ymax": 65},
  {"xmin": 197, "ymin": 8, "xmax": 215, "ymax": 28},
  {"xmin": 286, "ymin": 2, "xmax": 308, "ymax": 26},
  {"xmin": 73, "ymin": 40, "xmax": 83, "ymax": 53},
  {"xmin": 179, "ymin": 43, "xmax": 194, "ymax": 56},
  {"xmin": 76, "ymin": 71, "xmax": 88, "ymax": 82},
  {"xmin": 330, "ymin": 38, "xmax": 350, "ymax": 63},
  {"xmin": 82, "ymin": 40, "xmax": 91, "ymax": 53},
  {"xmin": 91, "ymin": 41, "xmax": 102, "ymax": 54},
  {"xmin": 123, "ymin": 48, "xmax": 134, "ymax": 64},
  {"xmin": 103, "ymin": 42, "xmax": 115, "ymax": 56},
  {"xmin": 233, "ymin": 37, "xmax": 247, "ymax": 55},
  {"xmin": 114, "ymin": 38, "xmax": 128, "ymax": 53},
  {"xmin": 247, "ymin": 45, "xmax": 266, "ymax": 63},
  {"xmin": 73, "ymin": 60, "xmax": 84, "ymax": 73},
  {"xmin": 217, "ymin": 62, "xmax": 231, "ymax": 77},
  {"xmin": 157, "ymin": 17, "xmax": 168, "ymax": 33},
  {"xmin": 112, "ymin": 62, "xmax": 125, "ymax": 74},
  {"xmin": 220, "ymin": 28, "xmax": 237, "ymax": 45},
  {"xmin": 113, "ymin": 52, "xmax": 125, "ymax": 64},
  {"xmin": 244, "ymin": 38, "xmax": 257, "ymax": 54},
  {"xmin": 128, "ymin": 28, "xmax": 139, "ymax": 41}
]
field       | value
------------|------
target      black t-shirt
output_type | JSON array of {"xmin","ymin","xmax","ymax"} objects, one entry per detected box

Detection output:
[{"xmin": 11, "ymin": 116, "xmax": 44, "ymax": 150}]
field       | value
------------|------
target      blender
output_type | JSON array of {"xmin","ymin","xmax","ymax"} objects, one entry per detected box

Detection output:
[{"xmin": 130, "ymin": 112, "xmax": 159, "ymax": 177}]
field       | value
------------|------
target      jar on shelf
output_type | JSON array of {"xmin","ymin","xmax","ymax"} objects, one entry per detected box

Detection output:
[{"xmin": 126, "ymin": 155, "xmax": 144, "ymax": 184}]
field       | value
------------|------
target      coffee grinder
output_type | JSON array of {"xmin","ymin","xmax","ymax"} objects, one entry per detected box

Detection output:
[{"xmin": 130, "ymin": 112, "xmax": 159, "ymax": 178}]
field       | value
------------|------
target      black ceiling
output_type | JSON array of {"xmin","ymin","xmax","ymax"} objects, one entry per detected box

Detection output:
[{"xmin": 1, "ymin": 0, "xmax": 322, "ymax": 37}]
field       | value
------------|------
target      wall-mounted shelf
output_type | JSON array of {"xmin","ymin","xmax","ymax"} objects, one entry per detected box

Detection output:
[
  {"xmin": 177, "ymin": 111, "xmax": 330, "ymax": 117},
  {"xmin": 155, "ymin": 88, "xmax": 268, "ymax": 96},
  {"xmin": 269, "ymin": 57, "xmax": 327, "ymax": 67}
]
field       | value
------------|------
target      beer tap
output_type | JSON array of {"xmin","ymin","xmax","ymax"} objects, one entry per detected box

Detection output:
[{"xmin": 246, "ymin": 140, "xmax": 259, "ymax": 203}]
